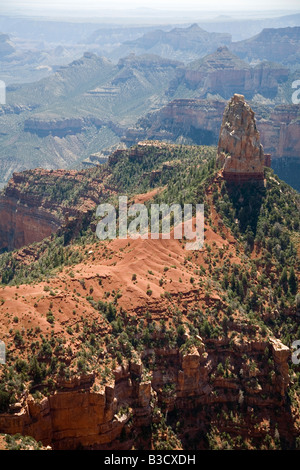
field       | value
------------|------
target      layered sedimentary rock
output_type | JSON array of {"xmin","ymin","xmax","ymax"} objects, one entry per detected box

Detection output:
[
  {"xmin": 125, "ymin": 99, "xmax": 299, "ymax": 165},
  {"xmin": 0, "ymin": 195, "xmax": 62, "ymax": 253},
  {"xmin": 0, "ymin": 104, "xmax": 37, "ymax": 116},
  {"xmin": 257, "ymin": 105, "xmax": 300, "ymax": 159},
  {"xmin": 231, "ymin": 27, "xmax": 300, "ymax": 65},
  {"xmin": 216, "ymin": 94, "xmax": 265, "ymax": 182},
  {"xmin": 124, "ymin": 99, "xmax": 226, "ymax": 147},
  {"xmin": 0, "ymin": 139, "xmax": 297, "ymax": 450},
  {"xmin": 24, "ymin": 116, "xmax": 124, "ymax": 138},
  {"xmin": 0, "ymin": 168, "xmax": 105, "ymax": 252},
  {"xmin": 24, "ymin": 117, "xmax": 87, "ymax": 137},
  {"xmin": 0, "ymin": 334, "xmax": 292, "ymax": 450},
  {"xmin": 183, "ymin": 47, "xmax": 288, "ymax": 99},
  {"xmin": 0, "ymin": 368, "xmax": 152, "ymax": 450}
]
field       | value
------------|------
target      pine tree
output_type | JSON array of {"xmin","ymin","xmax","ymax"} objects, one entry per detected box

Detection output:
[
  {"xmin": 289, "ymin": 267, "xmax": 297, "ymax": 295},
  {"xmin": 280, "ymin": 267, "xmax": 288, "ymax": 293}
]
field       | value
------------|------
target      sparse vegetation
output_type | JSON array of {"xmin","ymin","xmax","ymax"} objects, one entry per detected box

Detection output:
[{"xmin": 0, "ymin": 143, "xmax": 299, "ymax": 450}]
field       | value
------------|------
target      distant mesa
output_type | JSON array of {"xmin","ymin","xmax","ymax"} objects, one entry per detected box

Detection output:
[
  {"xmin": 0, "ymin": 33, "xmax": 15, "ymax": 59},
  {"xmin": 120, "ymin": 24, "xmax": 232, "ymax": 62},
  {"xmin": 217, "ymin": 94, "xmax": 266, "ymax": 183},
  {"xmin": 184, "ymin": 46, "xmax": 288, "ymax": 100},
  {"xmin": 231, "ymin": 26, "xmax": 300, "ymax": 65}
]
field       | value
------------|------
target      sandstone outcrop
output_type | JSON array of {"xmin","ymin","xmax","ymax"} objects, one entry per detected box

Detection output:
[
  {"xmin": 0, "ymin": 333, "xmax": 293, "ymax": 450},
  {"xmin": 124, "ymin": 99, "xmax": 226, "ymax": 147},
  {"xmin": 125, "ymin": 99, "xmax": 299, "ymax": 167},
  {"xmin": 216, "ymin": 94, "xmax": 265, "ymax": 183},
  {"xmin": 24, "ymin": 116, "xmax": 124, "ymax": 138},
  {"xmin": 0, "ymin": 368, "xmax": 152, "ymax": 450},
  {"xmin": 0, "ymin": 139, "xmax": 298, "ymax": 449},
  {"xmin": 0, "ymin": 167, "xmax": 109, "ymax": 252},
  {"xmin": 257, "ymin": 105, "xmax": 300, "ymax": 159},
  {"xmin": 0, "ymin": 195, "xmax": 62, "ymax": 253},
  {"xmin": 0, "ymin": 104, "xmax": 37, "ymax": 116},
  {"xmin": 24, "ymin": 117, "xmax": 87, "ymax": 137}
]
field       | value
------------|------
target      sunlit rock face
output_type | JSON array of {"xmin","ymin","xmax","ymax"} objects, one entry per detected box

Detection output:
[{"xmin": 217, "ymin": 94, "xmax": 265, "ymax": 183}]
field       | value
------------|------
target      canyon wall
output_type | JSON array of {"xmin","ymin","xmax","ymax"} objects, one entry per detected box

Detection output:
[
  {"xmin": 0, "ymin": 173, "xmax": 62, "ymax": 252},
  {"xmin": 258, "ymin": 105, "xmax": 300, "ymax": 159},
  {"xmin": 0, "ymin": 33, "xmax": 15, "ymax": 59},
  {"xmin": 0, "ymin": 196, "xmax": 61, "ymax": 253},
  {"xmin": 127, "ymin": 99, "xmax": 300, "ymax": 162},
  {"xmin": 24, "ymin": 116, "xmax": 125, "ymax": 138},
  {"xmin": 1, "ymin": 100, "xmax": 299, "ymax": 253},
  {"xmin": 183, "ymin": 47, "xmax": 289, "ymax": 99},
  {"xmin": 0, "ymin": 333, "xmax": 293, "ymax": 450},
  {"xmin": 125, "ymin": 99, "xmax": 225, "ymax": 147},
  {"xmin": 0, "ymin": 168, "xmax": 101, "ymax": 253},
  {"xmin": 231, "ymin": 27, "xmax": 300, "ymax": 65}
]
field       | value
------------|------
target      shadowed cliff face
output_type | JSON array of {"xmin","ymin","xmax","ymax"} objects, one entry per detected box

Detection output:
[{"xmin": 272, "ymin": 157, "xmax": 300, "ymax": 193}]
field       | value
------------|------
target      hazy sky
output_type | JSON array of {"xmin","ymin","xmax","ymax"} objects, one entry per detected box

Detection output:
[{"xmin": 1, "ymin": 0, "xmax": 300, "ymax": 13}]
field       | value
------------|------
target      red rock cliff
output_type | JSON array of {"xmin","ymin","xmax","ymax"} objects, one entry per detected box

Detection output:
[
  {"xmin": 0, "ymin": 167, "xmax": 108, "ymax": 252},
  {"xmin": 217, "ymin": 94, "xmax": 265, "ymax": 183}
]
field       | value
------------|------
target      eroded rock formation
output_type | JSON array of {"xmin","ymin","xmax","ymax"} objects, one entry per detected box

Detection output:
[
  {"xmin": 0, "ymin": 168, "xmax": 105, "ymax": 252},
  {"xmin": 258, "ymin": 105, "xmax": 300, "ymax": 159},
  {"xmin": 231, "ymin": 27, "xmax": 300, "ymax": 65},
  {"xmin": 183, "ymin": 47, "xmax": 288, "ymax": 99},
  {"xmin": 217, "ymin": 94, "xmax": 265, "ymax": 183},
  {"xmin": 0, "ymin": 335, "xmax": 293, "ymax": 450},
  {"xmin": 126, "ymin": 99, "xmax": 299, "ymax": 166},
  {"xmin": 124, "ymin": 99, "xmax": 225, "ymax": 147}
]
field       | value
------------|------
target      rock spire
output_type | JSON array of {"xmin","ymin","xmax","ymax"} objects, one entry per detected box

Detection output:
[{"xmin": 217, "ymin": 94, "xmax": 265, "ymax": 182}]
